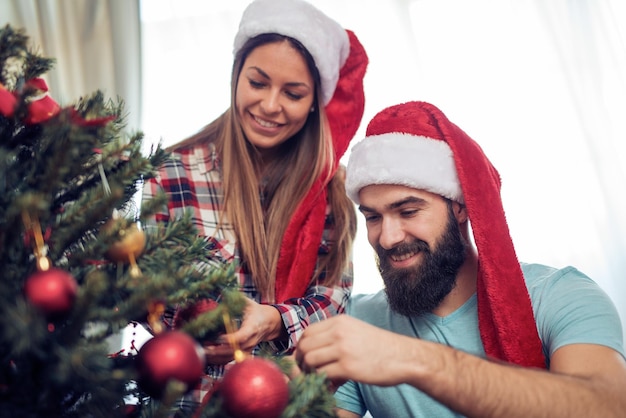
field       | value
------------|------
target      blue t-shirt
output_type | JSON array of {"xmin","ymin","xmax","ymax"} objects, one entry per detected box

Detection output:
[{"xmin": 335, "ymin": 263, "xmax": 625, "ymax": 417}]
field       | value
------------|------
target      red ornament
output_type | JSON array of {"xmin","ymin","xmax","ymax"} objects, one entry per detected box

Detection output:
[
  {"xmin": 173, "ymin": 298, "xmax": 219, "ymax": 327},
  {"xmin": 0, "ymin": 82, "xmax": 16, "ymax": 117},
  {"xmin": 123, "ymin": 404, "xmax": 140, "ymax": 417},
  {"xmin": 135, "ymin": 331, "xmax": 205, "ymax": 399},
  {"xmin": 219, "ymin": 357, "xmax": 289, "ymax": 418},
  {"xmin": 24, "ymin": 267, "xmax": 78, "ymax": 317}
]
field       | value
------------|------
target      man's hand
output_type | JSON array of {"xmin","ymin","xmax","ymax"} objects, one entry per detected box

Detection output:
[{"xmin": 295, "ymin": 315, "xmax": 414, "ymax": 388}]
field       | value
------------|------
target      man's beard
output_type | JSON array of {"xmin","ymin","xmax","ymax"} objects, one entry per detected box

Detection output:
[{"xmin": 376, "ymin": 210, "xmax": 467, "ymax": 317}]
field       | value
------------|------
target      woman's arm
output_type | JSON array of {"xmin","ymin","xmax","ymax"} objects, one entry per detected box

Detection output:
[
  {"xmin": 203, "ymin": 278, "xmax": 351, "ymax": 363},
  {"xmin": 270, "ymin": 274, "xmax": 352, "ymax": 352}
]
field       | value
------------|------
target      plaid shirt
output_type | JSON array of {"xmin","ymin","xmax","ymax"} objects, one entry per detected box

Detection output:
[{"xmin": 143, "ymin": 141, "xmax": 353, "ymax": 408}]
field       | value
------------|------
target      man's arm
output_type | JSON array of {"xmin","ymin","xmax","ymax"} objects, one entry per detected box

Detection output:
[
  {"xmin": 296, "ymin": 315, "xmax": 626, "ymax": 418},
  {"xmin": 335, "ymin": 409, "xmax": 360, "ymax": 418},
  {"xmin": 411, "ymin": 341, "xmax": 625, "ymax": 417}
]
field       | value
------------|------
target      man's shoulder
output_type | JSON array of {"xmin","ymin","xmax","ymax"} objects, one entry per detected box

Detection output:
[
  {"xmin": 520, "ymin": 262, "xmax": 624, "ymax": 357},
  {"xmin": 520, "ymin": 262, "xmax": 594, "ymax": 291},
  {"xmin": 347, "ymin": 290, "xmax": 388, "ymax": 315},
  {"xmin": 349, "ymin": 290, "xmax": 387, "ymax": 306}
]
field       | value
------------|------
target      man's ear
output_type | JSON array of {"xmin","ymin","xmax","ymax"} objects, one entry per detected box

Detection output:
[{"xmin": 453, "ymin": 202, "xmax": 468, "ymax": 223}]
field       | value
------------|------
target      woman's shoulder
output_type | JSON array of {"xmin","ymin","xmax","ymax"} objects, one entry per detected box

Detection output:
[{"xmin": 159, "ymin": 137, "xmax": 219, "ymax": 175}]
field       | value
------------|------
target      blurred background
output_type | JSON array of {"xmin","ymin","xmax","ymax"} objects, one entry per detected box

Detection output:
[{"xmin": 2, "ymin": 0, "xmax": 625, "ymax": 340}]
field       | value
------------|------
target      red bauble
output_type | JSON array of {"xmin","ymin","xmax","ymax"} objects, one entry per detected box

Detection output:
[
  {"xmin": 135, "ymin": 331, "xmax": 205, "ymax": 399},
  {"xmin": 173, "ymin": 298, "xmax": 219, "ymax": 327},
  {"xmin": 24, "ymin": 267, "xmax": 78, "ymax": 317},
  {"xmin": 219, "ymin": 357, "xmax": 289, "ymax": 418},
  {"xmin": 0, "ymin": 82, "xmax": 16, "ymax": 117}
]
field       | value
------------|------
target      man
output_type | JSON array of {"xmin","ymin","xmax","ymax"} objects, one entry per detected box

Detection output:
[{"xmin": 295, "ymin": 101, "xmax": 626, "ymax": 417}]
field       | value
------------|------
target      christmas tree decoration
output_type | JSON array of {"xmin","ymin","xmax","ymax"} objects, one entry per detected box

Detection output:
[
  {"xmin": 21, "ymin": 209, "xmax": 78, "ymax": 317},
  {"xmin": 21, "ymin": 210, "xmax": 52, "ymax": 272},
  {"xmin": 0, "ymin": 81, "xmax": 17, "ymax": 117},
  {"xmin": 101, "ymin": 215, "xmax": 146, "ymax": 277},
  {"xmin": 135, "ymin": 330, "xmax": 206, "ymax": 400},
  {"xmin": 146, "ymin": 300, "xmax": 166, "ymax": 335},
  {"xmin": 0, "ymin": 24, "xmax": 243, "ymax": 417},
  {"xmin": 24, "ymin": 267, "xmax": 78, "ymax": 317},
  {"xmin": 0, "ymin": 23, "xmax": 336, "ymax": 418},
  {"xmin": 173, "ymin": 298, "xmax": 226, "ymax": 342},
  {"xmin": 174, "ymin": 298, "xmax": 219, "ymax": 326},
  {"xmin": 219, "ymin": 356, "xmax": 290, "ymax": 418},
  {"xmin": 22, "ymin": 77, "xmax": 61, "ymax": 124},
  {"xmin": 206, "ymin": 312, "xmax": 289, "ymax": 418}
]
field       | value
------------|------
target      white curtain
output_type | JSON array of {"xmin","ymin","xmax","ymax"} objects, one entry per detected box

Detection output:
[{"xmin": 0, "ymin": 0, "xmax": 142, "ymax": 131}]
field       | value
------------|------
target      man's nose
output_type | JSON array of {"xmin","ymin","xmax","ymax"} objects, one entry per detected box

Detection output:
[{"xmin": 379, "ymin": 217, "xmax": 405, "ymax": 250}]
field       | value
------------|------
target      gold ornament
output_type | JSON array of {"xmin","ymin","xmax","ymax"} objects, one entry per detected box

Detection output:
[{"xmin": 101, "ymin": 211, "xmax": 145, "ymax": 277}]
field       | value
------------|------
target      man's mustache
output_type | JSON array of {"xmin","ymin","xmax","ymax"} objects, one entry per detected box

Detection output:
[{"xmin": 376, "ymin": 240, "xmax": 431, "ymax": 260}]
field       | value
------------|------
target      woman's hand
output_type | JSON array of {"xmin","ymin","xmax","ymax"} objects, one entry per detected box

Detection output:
[{"xmin": 203, "ymin": 297, "xmax": 285, "ymax": 365}]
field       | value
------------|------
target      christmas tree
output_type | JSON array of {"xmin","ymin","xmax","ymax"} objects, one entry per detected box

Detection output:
[{"xmin": 0, "ymin": 25, "xmax": 336, "ymax": 418}]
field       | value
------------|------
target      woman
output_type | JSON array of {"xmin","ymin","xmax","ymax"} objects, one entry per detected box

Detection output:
[{"xmin": 143, "ymin": 0, "xmax": 368, "ymax": 404}]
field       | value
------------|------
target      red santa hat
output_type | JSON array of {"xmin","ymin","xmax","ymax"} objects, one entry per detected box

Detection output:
[
  {"xmin": 233, "ymin": 0, "xmax": 368, "ymax": 303},
  {"xmin": 346, "ymin": 101, "xmax": 545, "ymax": 368}
]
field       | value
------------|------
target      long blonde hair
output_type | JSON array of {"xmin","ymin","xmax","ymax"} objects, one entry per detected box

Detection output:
[
  {"xmin": 170, "ymin": 34, "xmax": 355, "ymax": 302},
  {"xmin": 316, "ymin": 165, "xmax": 357, "ymax": 287}
]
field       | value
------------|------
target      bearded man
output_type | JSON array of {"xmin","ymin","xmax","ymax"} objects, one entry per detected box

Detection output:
[{"xmin": 295, "ymin": 101, "xmax": 626, "ymax": 418}]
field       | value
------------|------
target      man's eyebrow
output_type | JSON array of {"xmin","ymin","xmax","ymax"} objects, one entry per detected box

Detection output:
[
  {"xmin": 389, "ymin": 196, "xmax": 428, "ymax": 209},
  {"xmin": 358, "ymin": 204, "xmax": 374, "ymax": 214},
  {"xmin": 359, "ymin": 196, "xmax": 428, "ymax": 213}
]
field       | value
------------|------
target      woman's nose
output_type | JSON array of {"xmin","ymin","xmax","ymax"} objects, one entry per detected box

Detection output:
[{"xmin": 260, "ymin": 89, "xmax": 282, "ymax": 114}]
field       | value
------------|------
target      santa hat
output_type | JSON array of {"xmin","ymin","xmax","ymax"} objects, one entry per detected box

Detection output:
[
  {"xmin": 346, "ymin": 101, "xmax": 546, "ymax": 368},
  {"xmin": 233, "ymin": 0, "xmax": 350, "ymax": 105}
]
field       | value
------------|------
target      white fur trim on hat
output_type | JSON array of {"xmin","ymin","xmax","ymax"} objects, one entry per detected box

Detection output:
[
  {"xmin": 233, "ymin": 0, "xmax": 349, "ymax": 105},
  {"xmin": 345, "ymin": 133, "xmax": 464, "ymax": 204}
]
